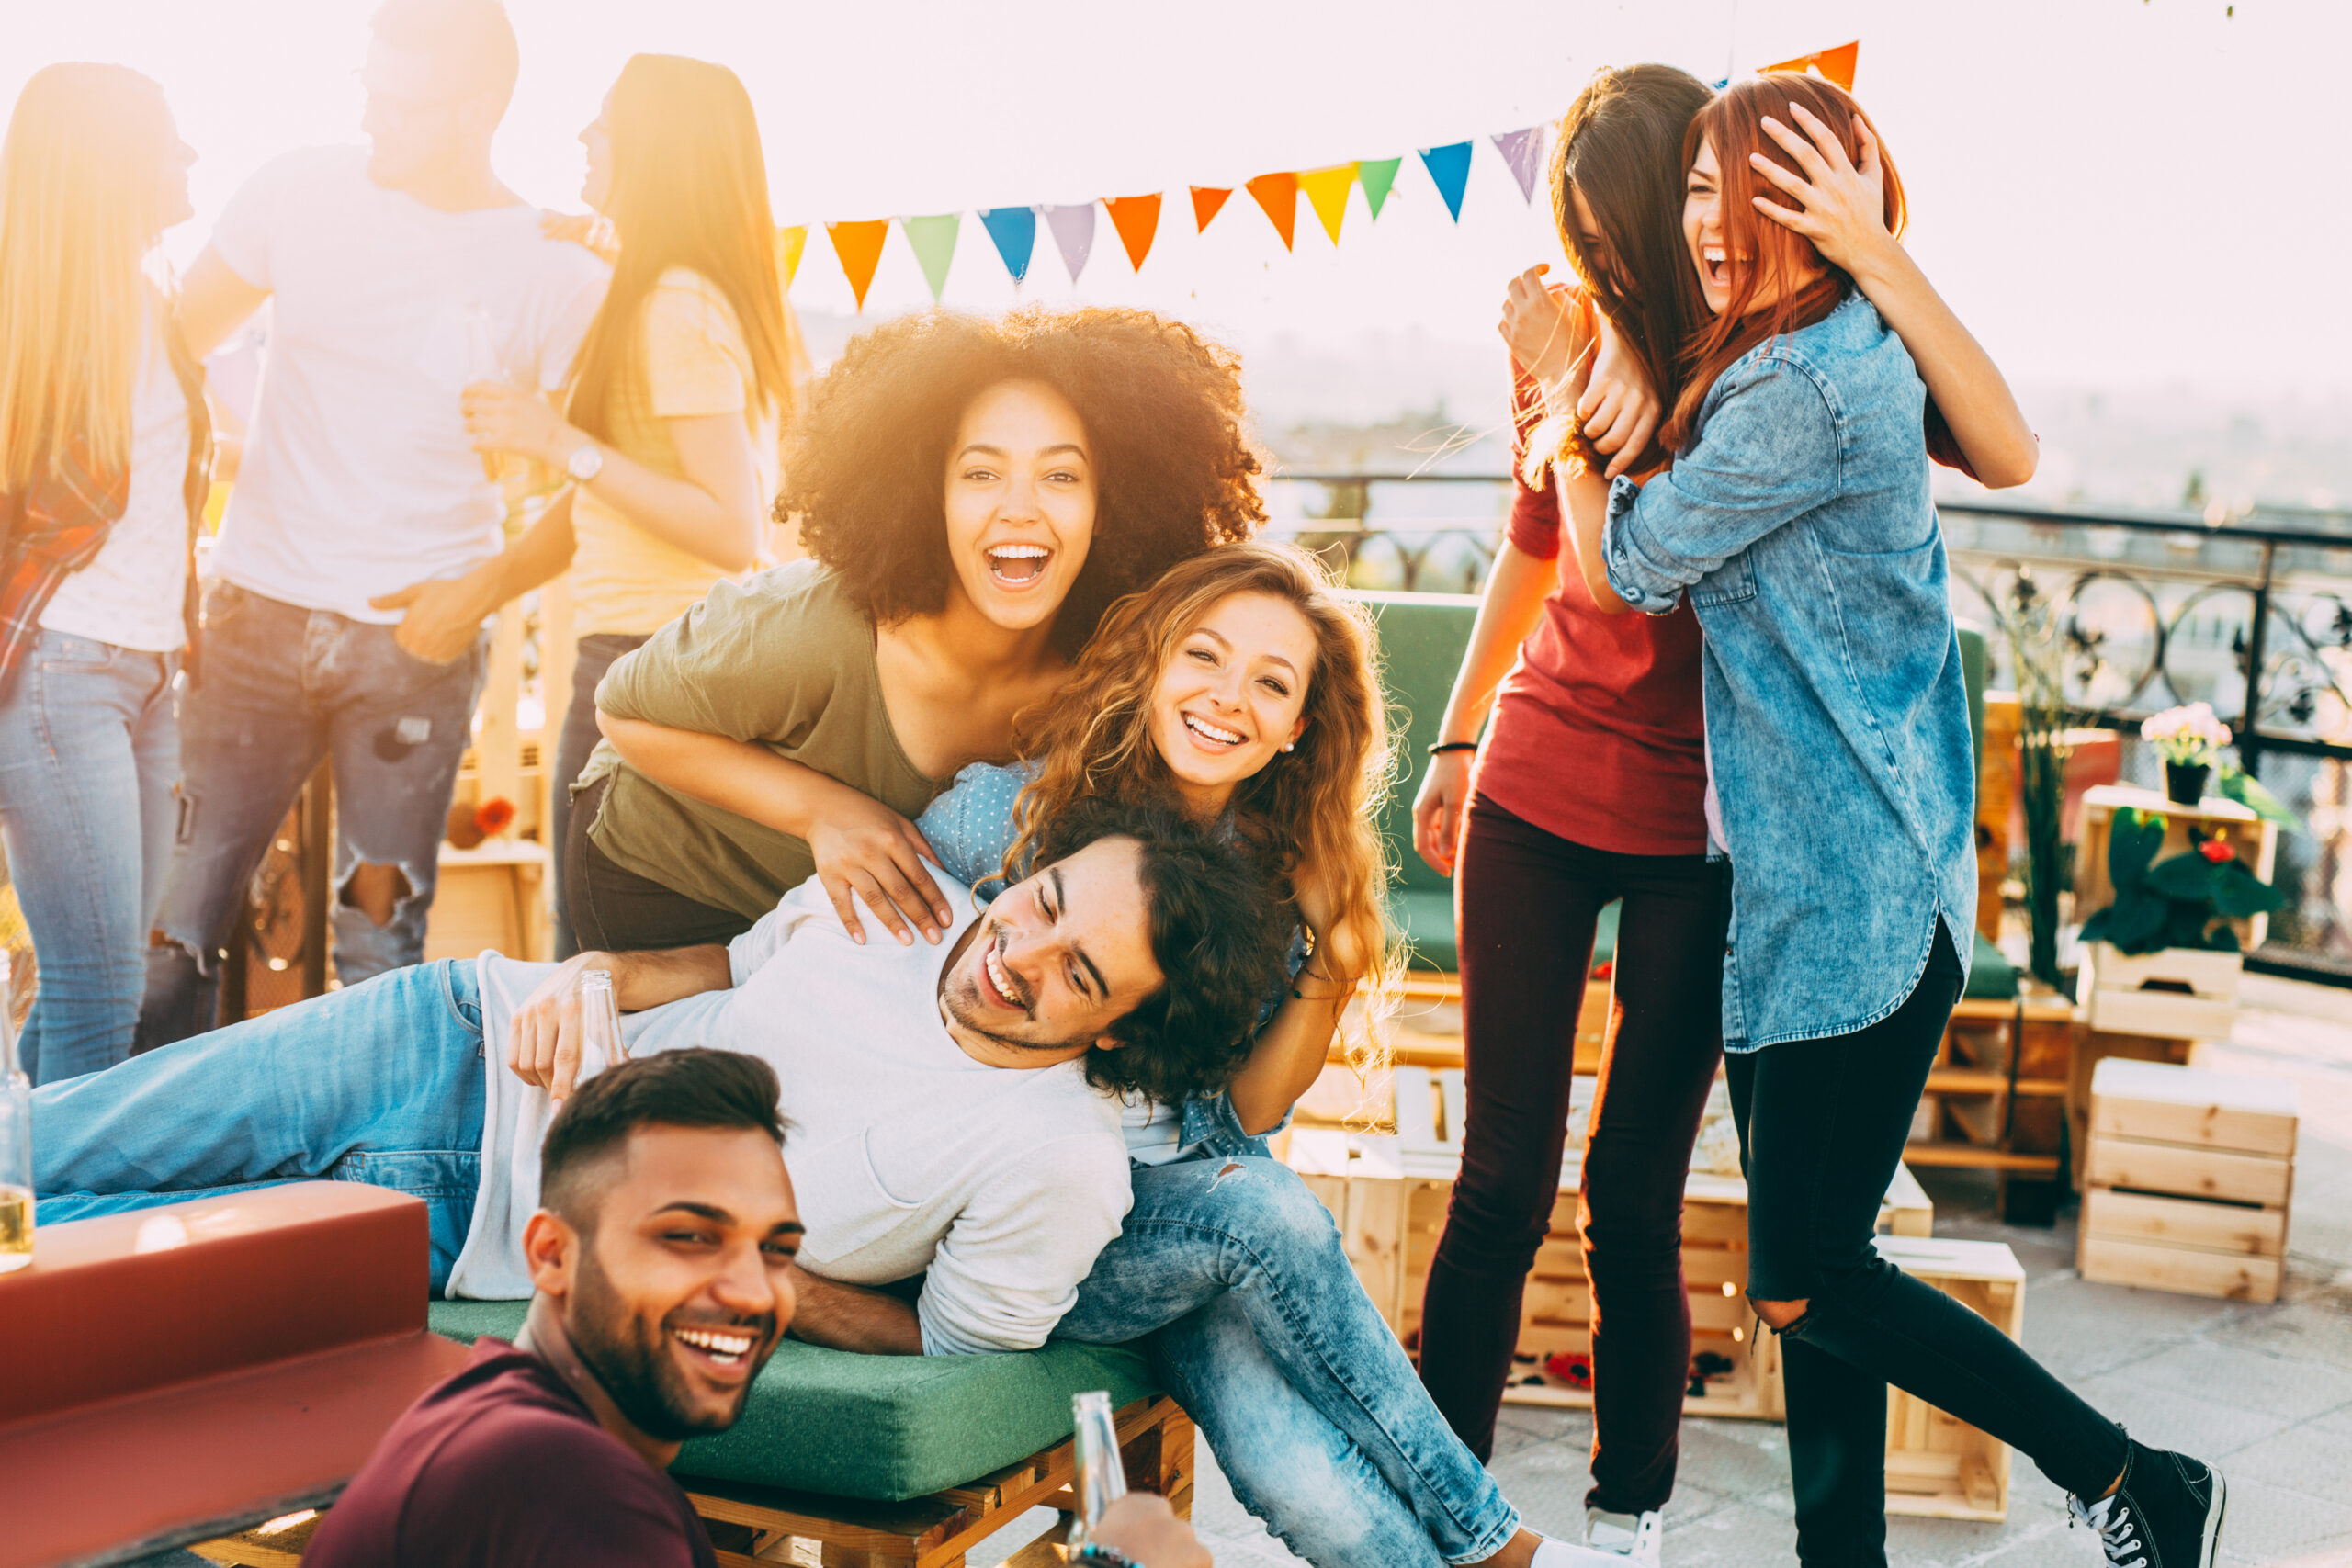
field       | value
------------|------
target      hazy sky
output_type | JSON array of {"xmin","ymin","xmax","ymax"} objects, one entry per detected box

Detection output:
[{"xmin": 6, "ymin": 0, "xmax": 2346, "ymax": 399}]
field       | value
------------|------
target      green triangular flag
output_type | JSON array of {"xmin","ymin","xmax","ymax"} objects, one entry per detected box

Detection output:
[
  {"xmin": 1358, "ymin": 157, "xmax": 1402, "ymax": 220},
  {"xmin": 902, "ymin": 214, "xmax": 959, "ymax": 301}
]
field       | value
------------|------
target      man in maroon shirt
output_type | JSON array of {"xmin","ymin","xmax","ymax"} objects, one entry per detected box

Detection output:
[{"xmin": 304, "ymin": 1048, "xmax": 801, "ymax": 1566}]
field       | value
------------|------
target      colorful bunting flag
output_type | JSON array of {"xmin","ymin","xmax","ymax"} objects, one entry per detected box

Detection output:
[
  {"xmin": 902, "ymin": 214, "xmax": 959, "ymax": 301},
  {"xmin": 826, "ymin": 220, "xmax": 888, "ymax": 310},
  {"xmin": 1759, "ymin": 40, "xmax": 1860, "ymax": 90},
  {"xmin": 778, "ymin": 224, "xmax": 807, "ymax": 287},
  {"xmin": 1104, "ymin": 194, "xmax": 1162, "ymax": 271},
  {"xmin": 1044, "ymin": 203, "xmax": 1096, "ymax": 282},
  {"xmin": 1296, "ymin": 164, "xmax": 1357, "ymax": 246},
  {"xmin": 1419, "ymin": 141, "xmax": 1472, "ymax": 222},
  {"xmin": 1357, "ymin": 157, "xmax": 1402, "ymax": 220},
  {"xmin": 1491, "ymin": 127, "xmax": 1545, "ymax": 203},
  {"xmin": 979, "ymin": 207, "xmax": 1037, "ymax": 283},
  {"xmin": 1191, "ymin": 186, "xmax": 1232, "ymax": 232},
  {"xmin": 1246, "ymin": 172, "xmax": 1299, "ymax": 251}
]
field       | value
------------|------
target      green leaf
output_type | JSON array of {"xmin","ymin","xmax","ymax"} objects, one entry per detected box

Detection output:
[
  {"xmin": 2081, "ymin": 907, "xmax": 2115, "ymax": 945},
  {"xmin": 2215, "ymin": 763, "xmax": 2306, "ymax": 835},
  {"xmin": 2205, "ymin": 919, "xmax": 2242, "ymax": 953},
  {"xmin": 2107, "ymin": 807, "xmax": 2165, "ymax": 892},
  {"xmin": 2107, "ymin": 894, "xmax": 2169, "ymax": 954},
  {"xmin": 2211, "ymin": 861, "xmax": 2288, "ymax": 918},
  {"xmin": 2145, "ymin": 852, "xmax": 2220, "ymax": 900}
]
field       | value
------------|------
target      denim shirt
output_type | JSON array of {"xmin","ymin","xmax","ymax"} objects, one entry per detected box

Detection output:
[
  {"xmin": 917, "ymin": 761, "xmax": 1288, "ymax": 1160},
  {"xmin": 1600, "ymin": 290, "xmax": 1976, "ymax": 1051}
]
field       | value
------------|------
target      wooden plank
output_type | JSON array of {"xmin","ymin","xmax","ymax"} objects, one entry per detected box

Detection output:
[
  {"xmin": 1903, "ymin": 1144, "xmax": 2064, "ymax": 1174},
  {"xmin": 2090, "ymin": 1061, "xmax": 2298, "ymax": 1156},
  {"xmin": 2082, "ymin": 1187, "xmax": 2285, "ymax": 1258},
  {"xmin": 2086, "ymin": 1138, "xmax": 2291, "ymax": 1207},
  {"xmin": 2079, "ymin": 1236, "xmax": 2283, "ymax": 1303}
]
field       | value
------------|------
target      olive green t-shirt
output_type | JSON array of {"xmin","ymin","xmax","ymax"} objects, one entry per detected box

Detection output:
[{"xmin": 578, "ymin": 560, "xmax": 946, "ymax": 920}]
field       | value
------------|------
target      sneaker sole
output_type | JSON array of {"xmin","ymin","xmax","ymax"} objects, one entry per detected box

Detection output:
[{"xmin": 2198, "ymin": 1466, "xmax": 2227, "ymax": 1568}]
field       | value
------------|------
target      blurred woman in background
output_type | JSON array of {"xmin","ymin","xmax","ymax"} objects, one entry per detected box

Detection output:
[
  {"xmin": 460, "ymin": 52, "xmax": 802, "ymax": 956},
  {"xmin": 0, "ymin": 64, "xmax": 210, "ymax": 1083}
]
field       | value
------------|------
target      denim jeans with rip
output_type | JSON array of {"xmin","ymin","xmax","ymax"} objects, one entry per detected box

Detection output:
[
  {"xmin": 0, "ymin": 631, "xmax": 181, "ymax": 1083},
  {"xmin": 1056, "ymin": 1155, "xmax": 1521, "ymax": 1568},
  {"xmin": 138, "ymin": 581, "xmax": 486, "ymax": 1049}
]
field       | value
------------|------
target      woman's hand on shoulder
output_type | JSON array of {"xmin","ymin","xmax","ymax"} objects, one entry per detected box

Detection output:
[
  {"xmin": 1498, "ymin": 265, "xmax": 1593, "ymax": 413},
  {"xmin": 1747, "ymin": 104, "xmax": 1900, "ymax": 280},
  {"xmin": 1577, "ymin": 312, "xmax": 1662, "ymax": 480},
  {"xmin": 805, "ymin": 782, "xmax": 954, "ymax": 947}
]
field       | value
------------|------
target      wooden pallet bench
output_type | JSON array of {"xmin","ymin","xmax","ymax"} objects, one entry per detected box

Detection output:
[{"xmin": 2078, "ymin": 1057, "xmax": 2297, "ymax": 1303}]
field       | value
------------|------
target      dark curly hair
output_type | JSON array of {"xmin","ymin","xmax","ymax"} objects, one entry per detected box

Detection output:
[
  {"xmin": 1037, "ymin": 796, "xmax": 1292, "ymax": 1105},
  {"xmin": 776, "ymin": 306, "xmax": 1267, "ymax": 660}
]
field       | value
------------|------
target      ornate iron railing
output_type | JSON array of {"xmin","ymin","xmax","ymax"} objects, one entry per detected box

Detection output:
[{"xmin": 1265, "ymin": 472, "xmax": 2352, "ymax": 984}]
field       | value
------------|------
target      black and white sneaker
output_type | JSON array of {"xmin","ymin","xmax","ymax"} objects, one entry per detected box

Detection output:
[{"xmin": 2069, "ymin": 1441, "xmax": 2227, "ymax": 1568}]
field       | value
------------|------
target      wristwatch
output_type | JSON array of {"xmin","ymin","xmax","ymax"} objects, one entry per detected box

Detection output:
[
  {"xmin": 565, "ymin": 441, "xmax": 605, "ymax": 483},
  {"xmin": 1070, "ymin": 1547, "xmax": 1139, "ymax": 1567}
]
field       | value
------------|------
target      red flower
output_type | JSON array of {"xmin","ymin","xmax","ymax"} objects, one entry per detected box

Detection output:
[
  {"xmin": 2199, "ymin": 839, "xmax": 2233, "ymax": 863},
  {"xmin": 473, "ymin": 797, "xmax": 516, "ymax": 837}
]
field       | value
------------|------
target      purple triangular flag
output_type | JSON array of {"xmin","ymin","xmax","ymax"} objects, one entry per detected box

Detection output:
[
  {"xmin": 1491, "ymin": 127, "xmax": 1545, "ymax": 204},
  {"xmin": 1044, "ymin": 203, "xmax": 1096, "ymax": 282}
]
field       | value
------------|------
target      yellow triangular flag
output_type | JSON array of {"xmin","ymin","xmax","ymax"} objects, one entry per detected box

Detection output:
[
  {"xmin": 777, "ymin": 225, "xmax": 808, "ymax": 288},
  {"xmin": 1295, "ymin": 164, "xmax": 1358, "ymax": 246}
]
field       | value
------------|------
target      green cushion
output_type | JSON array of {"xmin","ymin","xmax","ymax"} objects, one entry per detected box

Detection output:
[
  {"xmin": 427, "ymin": 1301, "xmax": 1157, "ymax": 1502},
  {"xmin": 1964, "ymin": 930, "xmax": 2017, "ymax": 1001},
  {"xmin": 1956, "ymin": 622, "xmax": 1987, "ymax": 769}
]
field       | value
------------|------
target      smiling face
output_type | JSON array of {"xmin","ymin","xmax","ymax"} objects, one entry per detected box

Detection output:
[
  {"xmin": 1147, "ymin": 591, "xmax": 1317, "ymax": 818},
  {"xmin": 940, "ymin": 379, "xmax": 1098, "ymax": 634},
  {"xmin": 1683, "ymin": 136, "xmax": 1736, "ymax": 315},
  {"xmin": 579, "ymin": 93, "xmax": 614, "ymax": 211},
  {"xmin": 938, "ymin": 835, "xmax": 1163, "ymax": 1058},
  {"xmin": 561, "ymin": 1124, "xmax": 800, "ymax": 1441}
]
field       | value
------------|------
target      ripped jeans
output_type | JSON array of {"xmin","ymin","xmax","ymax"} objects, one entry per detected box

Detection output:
[
  {"xmin": 1057, "ymin": 1156, "xmax": 1520, "ymax": 1568},
  {"xmin": 139, "ymin": 581, "xmax": 486, "ymax": 1051}
]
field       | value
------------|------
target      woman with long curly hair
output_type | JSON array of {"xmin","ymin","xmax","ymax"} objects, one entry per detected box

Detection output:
[
  {"xmin": 564, "ymin": 304, "xmax": 1261, "ymax": 953},
  {"xmin": 912, "ymin": 542, "xmax": 1594, "ymax": 1568}
]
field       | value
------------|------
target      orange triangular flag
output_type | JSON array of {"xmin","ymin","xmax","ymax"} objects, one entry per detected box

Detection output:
[
  {"xmin": 1295, "ymin": 164, "xmax": 1357, "ymax": 246},
  {"xmin": 1104, "ymin": 194, "xmax": 1162, "ymax": 271},
  {"xmin": 777, "ymin": 224, "xmax": 808, "ymax": 288},
  {"xmin": 826, "ymin": 220, "xmax": 888, "ymax": 311},
  {"xmin": 1191, "ymin": 186, "xmax": 1232, "ymax": 232},
  {"xmin": 1758, "ymin": 40, "xmax": 1860, "ymax": 90},
  {"xmin": 1246, "ymin": 172, "xmax": 1298, "ymax": 251}
]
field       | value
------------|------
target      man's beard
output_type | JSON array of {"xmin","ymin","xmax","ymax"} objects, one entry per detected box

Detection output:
[
  {"xmin": 565, "ymin": 1243, "xmax": 776, "ymax": 1444},
  {"xmin": 936, "ymin": 925, "xmax": 1096, "ymax": 1055}
]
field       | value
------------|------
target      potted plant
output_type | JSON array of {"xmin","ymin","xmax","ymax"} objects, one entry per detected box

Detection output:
[
  {"xmin": 2077, "ymin": 807, "xmax": 2285, "ymax": 1039},
  {"xmin": 2141, "ymin": 703, "xmax": 2232, "ymax": 806}
]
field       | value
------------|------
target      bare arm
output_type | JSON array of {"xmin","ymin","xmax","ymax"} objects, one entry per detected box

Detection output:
[
  {"xmin": 781, "ymin": 1262, "xmax": 924, "ymax": 1355},
  {"xmin": 463, "ymin": 387, "xmax": 764, "ymax": 573},
  {"xmin": 175, "ymin": 246, "xmax": 270, "ymax": 361},
  {"xmin": 596, "ymin": 713, "xmax": 951, "ymax": 945},
  {"xmin": 507, "ymin": 941, "xmax": 735, "ymax": 1099},
  {"xmin": 1750, "ymin": 106, "xmax": 2038, "ymax": 489},
  {"xmin": 1555, "ymin": 463, "xmax": 1631, "ymax": 615}
]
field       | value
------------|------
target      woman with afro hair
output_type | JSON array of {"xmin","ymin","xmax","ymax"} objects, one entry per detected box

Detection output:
[{"xmin": 565, "ymin": 305, "xmax": 1264, "ymax": 953}]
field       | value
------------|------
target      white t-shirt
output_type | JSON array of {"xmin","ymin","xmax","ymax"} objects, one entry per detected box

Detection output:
[
  {"xmin": 40, "ymin": 317, "xmax": 192, "ymax": 652},
  {"xmin": 208, "ymin": 146, "xmax": 608, "ymax": 621},
  {"xmin": 447, "ymin": 874, "xmax": 1134, "ymax": 1356}
]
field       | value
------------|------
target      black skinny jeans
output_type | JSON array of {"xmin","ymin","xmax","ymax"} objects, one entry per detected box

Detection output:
[
  {"xmin": 549, "ymin": 633, "xmax": 648, "ymax": 960},
  {"xmin": 1419, "ymin": 794, "xmax": 1728, "ymax": 1515},
  {"xmin": 1731, "ymin": 922, "xmax": 2130, "ymax": 1564}
]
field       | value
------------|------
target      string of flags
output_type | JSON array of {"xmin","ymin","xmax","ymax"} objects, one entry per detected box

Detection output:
[{"xmin": 781, "ymin": 41, "xmax": 1860, "ymax": 310}]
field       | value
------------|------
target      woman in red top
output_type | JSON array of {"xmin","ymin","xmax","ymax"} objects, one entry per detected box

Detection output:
[{"xmin": 1415, "ymin": 63, "xmax": 2037, "ymax": 1561}]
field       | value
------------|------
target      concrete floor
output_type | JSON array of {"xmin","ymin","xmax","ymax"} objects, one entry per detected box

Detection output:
[{"xmin": 978, "ymin": 972, "xmax": 2352, "ymax": 1568}]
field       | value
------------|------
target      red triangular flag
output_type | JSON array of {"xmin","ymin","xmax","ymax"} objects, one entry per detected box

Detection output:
[
  {"xmin": 1758, "ymin": 40, "xmax": 1860, "ymax": 91},
  {"xmin": 826, "ymin": 220, "xmax": 889, "ymax": 311},
  {"xmin": 1245, "ymin": 172, "xmax": 1298, "ymax": 252},
  {"xmin": 1191, "ymin": 186, "xmax": 1232, "ymax": 232},
  {"xmin": 1105, "ymin": 194, "xmax": 1163, "ymax": 271}
]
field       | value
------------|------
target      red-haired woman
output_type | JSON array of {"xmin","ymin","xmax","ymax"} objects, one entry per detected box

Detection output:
[
  {"xmin": 1518, "ymin": 74, "xmax": 2224, "ymax": 1568},
  {"xmin": 1417, "ymin": 63, "xmax": 2036, "ymax": 1562}
]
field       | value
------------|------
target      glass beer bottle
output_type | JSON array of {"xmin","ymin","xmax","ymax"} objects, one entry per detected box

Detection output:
[
  {"xmin": 578, "ymin": 968, "xmax": 624, "ymax": 1081},
  {"xmin": 1, "ymin": 953, "xmax": 32, "ymax": 1273},
  {"xmin": 1065, "ymin": 1389, "xmax": 1127, "ymax": 1550},
  {"xmin": 463, "ymin": 302, "xmax": 533, "ymax": 494}
]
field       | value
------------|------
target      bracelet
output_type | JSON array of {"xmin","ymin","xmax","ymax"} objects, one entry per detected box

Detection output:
[
  {"xmin": 1427, "ymin": 740, "xmax": 1478, "ymax": 757},
  {"xmin": 1071, "ymin": 1547, "xmax": 1139, "ymax": 1568}
]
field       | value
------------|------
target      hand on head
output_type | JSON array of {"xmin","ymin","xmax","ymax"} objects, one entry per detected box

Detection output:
[{"xmin": 1746, "ymin": 102, "xmax": 1893, "ymax": 273}]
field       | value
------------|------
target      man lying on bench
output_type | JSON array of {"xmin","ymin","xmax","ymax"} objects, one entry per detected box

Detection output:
[
  {"xmin": 298, "ymin": 1047, "xmax": 1211, "ymax": 1568},
  {"xmin": 34, "ymin": 798, "xmax": 1292, "ymax": 1357}
]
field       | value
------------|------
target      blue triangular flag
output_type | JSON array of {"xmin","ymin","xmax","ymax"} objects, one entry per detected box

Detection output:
[
  {"xmin": 1491, "ymin": 127, "xmax": 1544, "ymax": 203},
  {"xmin": 1044, "ymin": 203, "xmax": 1096, "ymax": 282},
  {"xmin": 1419, "ymin": 141, "xmax": 1472, "ymax": 222},
  {"xmin": 980, "ymin": 207, "xmax": 1037, "ymax": 283}
]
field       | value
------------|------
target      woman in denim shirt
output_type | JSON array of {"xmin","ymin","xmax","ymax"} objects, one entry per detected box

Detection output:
[
  {"xmin": 920, "ymin": 543, "xmax": 1591, "ymax": 1568},
  {"xmin": 1521, "ymin": 76, "xmax": 2227, "ymax": 1568}
]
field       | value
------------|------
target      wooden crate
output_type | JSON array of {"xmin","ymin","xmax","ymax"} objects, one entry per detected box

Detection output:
[
  {"xmin": 2078, "ymin": 1058, "xmax": 2296, "ymax": 1303},
  {"xmin": 1289, "ymin": 1066, "xmax": 1932, "ymax": 1424},
  {"xmin": 422, "ymin": 840, "xmax": 551, "ymax": 964},
  {"xmin": 2074, "ymin": 786, "xmax": 2278, "ymax": 953},
  {"xmin": 1878, "ymin": 1235, "xmax": 2026, "ymax": 1522},
  {"xmin": 2078, "ymin": 942, "xmax": 2243, "ymax": 1042}
]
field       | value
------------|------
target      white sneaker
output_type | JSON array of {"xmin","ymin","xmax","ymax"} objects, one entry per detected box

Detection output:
[
  {"xmin": 1529, "ymin": 1540, "xmax": 1625, "ymax": 1568},
  {"xmin": 1584, "ymin": 1507, "xmax": 1663, "ymax": 1563}
]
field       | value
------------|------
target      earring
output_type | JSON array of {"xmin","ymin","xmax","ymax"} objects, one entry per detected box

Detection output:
[{"xmin": 1282, "ymin": 742, "xmax": 1295, "ymax": 752}]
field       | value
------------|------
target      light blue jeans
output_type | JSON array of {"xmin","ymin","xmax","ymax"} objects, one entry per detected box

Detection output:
[
  {"xmin": 1057, "ymin": 1156, "xmax": 1521, "ymax": 1567},
  {"xmin": 0, "ymin": 630, "xmax": 181, "ymax": 1083},
  {"xmin": 34, "ymin": 957, "xmax": 486, "ymax": 1289}
]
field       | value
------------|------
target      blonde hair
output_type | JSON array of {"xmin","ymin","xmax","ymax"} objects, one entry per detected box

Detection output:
[
  {"xmin": 1008, "ymin": 542, "xmax": 1402, "ymax": 1082},
  {"xmin": 0, "ymin": 63, "xmax": 175, "ymax": 491}
]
